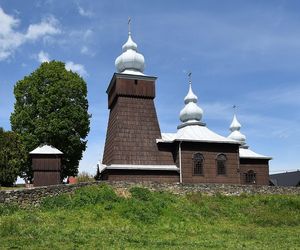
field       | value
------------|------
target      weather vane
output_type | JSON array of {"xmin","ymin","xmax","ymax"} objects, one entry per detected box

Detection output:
[
  {"xmin": 188, "ymin": 72, "xmax": 192, "ymax": 85},
  {"xmin": 128, "ymin": 17, "xmax": 131, "ymax": 34}
]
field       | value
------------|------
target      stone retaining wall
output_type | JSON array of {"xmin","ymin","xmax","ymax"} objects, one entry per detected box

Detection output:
[{"xmin": 0, "ymin": 181, "xmax": 299, "ymax": 206}]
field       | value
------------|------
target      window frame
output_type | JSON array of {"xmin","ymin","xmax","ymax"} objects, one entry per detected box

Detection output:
[
  {"xmin": 245, "ymin": 170, "xmax": 256, "ymax": 184},
  {"xmin": 193, "ymin": 152, "xmax": 204, "ymax": 176},
  {"xmin": 216, "ymin": 153, "xmax": 227, "ymax": 176}
]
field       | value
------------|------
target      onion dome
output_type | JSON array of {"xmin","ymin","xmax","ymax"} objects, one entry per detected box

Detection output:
[
  {"xmin": 228, "ymin": 114, "xmax": 246, "ymax": 145},
  {"xmin": 180, "ymin": 82, "xmax": 203, "ymax": 124},
  {"xmin": 115, "ymin": 21, "xmax": 145, "ymax": 75}
]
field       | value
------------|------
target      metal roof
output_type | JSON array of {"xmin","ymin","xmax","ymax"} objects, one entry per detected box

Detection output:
[
  {"xmin": 100, "ymin": 164, "xmax": 179, "ymax": 173},
  {"xmin": 239, "ymin": 147, "xmax": 271, "ymax": 159},
  {"xmin": 29, "ymin": 144, "xmax": 63, "ymax": 155},
  {"xmin": 158, "ymin": 125, "xmax": 240, "ymax": 144}
]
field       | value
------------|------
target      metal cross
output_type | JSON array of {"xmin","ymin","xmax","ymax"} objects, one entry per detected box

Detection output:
[
  {"xmin": 233, "ymin": 105, "xmax": 237, "ymax": 114},
  {"xmin": 128, "ymin": 17, "xmax": 131, "ymax": 34},
  {"xmin": 188, "ymin": 72, "xmax": 192, "ymax": 85}
]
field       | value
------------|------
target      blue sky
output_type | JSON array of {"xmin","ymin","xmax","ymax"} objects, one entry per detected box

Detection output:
[{"xmin": 0, "ymin": 0, "xmax": 300, "ymax": 175}]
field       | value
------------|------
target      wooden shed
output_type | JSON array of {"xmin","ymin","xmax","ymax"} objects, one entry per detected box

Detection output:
[{"xmin": 30, "ymin": 144, "xmax": 63, "ymax": 187}]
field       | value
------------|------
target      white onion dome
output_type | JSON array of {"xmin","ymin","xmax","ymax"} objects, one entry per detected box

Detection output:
[
  {"xmin": 115, "ymin": 32, "xmax": 145, "ymax": 75},
  {"xmin": 228, "ymin": 114, "xmax": 246, "ymax": 145},
  {"xmin": 180, "ymin": 84, "xmax": 203, "ymax": 123}
]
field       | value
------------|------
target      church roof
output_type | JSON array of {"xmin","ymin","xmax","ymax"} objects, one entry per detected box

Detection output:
[
  {"xmin": 158, "ymin": 125, "xmax": 240, "ymax": 144},
  {"xmin": 227, "ymin": 113, "xmax": 271, "ymax": 159},
  {"xmin": 239, "ymin": 147, "xmax": 272, "ymax": 159},
  {"xmin": 158, "ymin": 75, "xmax": 239, "ymax": 145},
  {"xmin": 29, "ymin": 144, "xmax": 63, "ymax": 155}
]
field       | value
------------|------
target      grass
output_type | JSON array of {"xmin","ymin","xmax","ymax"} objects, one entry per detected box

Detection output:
[
  {"xmin": 0, "ymin": 184, "xmax": 25, "ymax": 191},
  {"xmin": 0, "ymin": 184, "xmax": 299, "ymax": 249}
]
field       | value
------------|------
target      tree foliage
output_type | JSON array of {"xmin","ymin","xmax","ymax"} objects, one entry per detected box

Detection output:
[
  {"xmin": 0, "ymin": 128, "xmax": 26, "ymax": 186},
  {"xmin": 10, "ymin": 61, "xmax": 90, "ymax": 181}
]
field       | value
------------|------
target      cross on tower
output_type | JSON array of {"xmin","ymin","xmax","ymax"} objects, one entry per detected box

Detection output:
[
  {"xmin": 233, "ymin": 105, "xmax": 237, "ymax": 114},
  {"xmin": 128, "ymin": 17, "xmax": 131, "ymax": 34},
  {"xmin": 188, "ymin": 72, "xmax": 192, "ymax": 85}
]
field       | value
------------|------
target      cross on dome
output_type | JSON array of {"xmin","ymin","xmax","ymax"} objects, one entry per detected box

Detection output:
[
  {"xmin": 179, "ymin": 73, "xmax": 204, "ymax": 125},
  {"xmin": 115, "ymin": 18, "xmax": 145, "ymax": 75}
]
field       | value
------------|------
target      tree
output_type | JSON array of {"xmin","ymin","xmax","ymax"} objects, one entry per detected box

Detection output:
[
  {"xmin": 10, "ymin": 61, "xmax": 90, "ymax": 182},
  {"xmin": 0, "ymin": 128, "xmax": 27, "ymax": 186}
]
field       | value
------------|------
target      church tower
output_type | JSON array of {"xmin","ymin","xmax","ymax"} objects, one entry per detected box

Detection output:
[{"xmin": 101, "ymin": 20, "xmax": 175, "ymax": 179}]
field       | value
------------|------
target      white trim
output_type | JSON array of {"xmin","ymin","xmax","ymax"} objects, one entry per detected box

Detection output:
[
  {"xmin": 179, "ymin": 142, "xmax": 182, "ymax": 183},
  {"xmin": 100, "ymin": 164, "xmax": 179, "ymax": 173}
]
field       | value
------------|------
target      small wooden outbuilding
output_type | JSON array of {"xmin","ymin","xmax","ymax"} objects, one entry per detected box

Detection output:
[{"xmin": 30, "ymin": 144, "xmax": 63, "ymax": 187}]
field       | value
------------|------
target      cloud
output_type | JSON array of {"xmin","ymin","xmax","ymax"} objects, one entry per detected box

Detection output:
[
  {"xmin": 80, "ymin": 46, "xmax": 95, "ymax": 56},
  {"xmin": 77, "ymin": 5, "xmax": 93, "ymax": 17},
  {"xmin": 0, "ymin": 7, "xmax": 60, "ymax": 61},
  {"xmin": 37, "ymin": 50, "xmax": 50, "ymax": 63},
  {"xmin": 25, "ymin": 16, "xmax": 60, "ymax": 40},
  {"xmin": 65, "ymin": 61, "xmax": 88, "ymax": 77}
]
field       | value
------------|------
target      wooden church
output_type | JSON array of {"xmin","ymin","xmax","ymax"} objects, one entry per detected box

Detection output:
[{"xmin": 100, "ymin": 23, "xmax": 271, "ymax": 185}]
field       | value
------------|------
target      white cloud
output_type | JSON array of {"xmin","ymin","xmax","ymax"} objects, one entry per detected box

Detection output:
[
  {"xmin": 78, "ymin": 6, "xmax": 93, "ymax": 18},
  {"xmin": 80, "ymin": 46, "xmax": 95, "ymax": 56},
  {"xmin": 25, "ymin": 16, "xmax": 60, "ymax": 40},
  {"xmin": 0, "ymin": 7, "xmax": 60, "ymax": 61},
  {"xmin": 65, "ymin": 61, "xmax": 88, "ymax": 77},
  {"xmin": 38, "ymin": 50, "xmax": 50, "ymax": 63}
]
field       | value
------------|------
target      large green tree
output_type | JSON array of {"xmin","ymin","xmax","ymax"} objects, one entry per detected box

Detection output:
[
  {"xmin": 0, "ymin": 128, "xmax": 27, "ymax": 186},
  {"xmin": 10, "ymin": 61, "xmax": 90, "ymax": 182}
]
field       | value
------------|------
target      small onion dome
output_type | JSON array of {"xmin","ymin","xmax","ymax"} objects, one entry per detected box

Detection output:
[
  {"xmin": 228, "ymin": 114, "xmax": 246, "ymax": 145},
  {"xmin": 115, "ymin": 32, "xmax": 145, "ymax": 75},
  {"xmin": 180, "ymin": 84, "xmax": 203, "ymax": 123}
]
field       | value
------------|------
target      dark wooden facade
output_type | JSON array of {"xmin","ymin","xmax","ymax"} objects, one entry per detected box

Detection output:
[
  {"xmin": 240, "ymin": 158, "xmax": 269, "ymax": 185},
  {"xmin": 101, "ymin": 74, "xmax": 270, "ymax": 185},
  {"xmin": 178, "ymin": 142, "xmax": 241, "ymax": 184},
  {"xmin": 102, "ymin": 73, "xmax": 174, "ymax": 166},
  {"xmin": 101, "ymin": 169, "xmax": 179, "ymax": 183},
  {"xmin": 31, "ymin": 154, "xmax": 62, "ymax": 186}
]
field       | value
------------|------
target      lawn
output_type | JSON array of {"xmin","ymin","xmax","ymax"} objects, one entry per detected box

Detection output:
[{"xmin": 0, "ymin": 184, "xmax": 299, "ymax": 249}]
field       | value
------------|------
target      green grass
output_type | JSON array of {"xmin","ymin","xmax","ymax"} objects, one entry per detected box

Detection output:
[{"xmin": 0, "ymin": 184, "xmax": 299, "ymax": 249}]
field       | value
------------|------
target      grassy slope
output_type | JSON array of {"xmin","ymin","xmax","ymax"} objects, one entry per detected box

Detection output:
[{"xmin": 0, "ymin": 184, "xmax": 299, "ymax": 249}]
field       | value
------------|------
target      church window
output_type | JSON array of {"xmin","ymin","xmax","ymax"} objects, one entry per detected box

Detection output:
[
  {"xmin": 193, "ymin": 153, "xmax": 204, "ymax": 175},
  {"xmin": 245, "ymin": 170, "xmax": 256, "ymax": 184},
  {"xmin": 216, "ymin": 154, "xmax": 227, "ymax": 175}
]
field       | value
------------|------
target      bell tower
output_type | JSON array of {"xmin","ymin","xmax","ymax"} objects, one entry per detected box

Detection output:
[{"xmin": 102, "ymin": 20, "xmax": 174, "ymax": 168}]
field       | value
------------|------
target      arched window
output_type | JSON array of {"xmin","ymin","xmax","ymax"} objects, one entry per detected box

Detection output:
[
  {"xmin": 216, "ymin": 154, "xmax": 227, "ymax": 175},
  {"xmin": 193, "ymin": 153, "xmax": 204, "ymax": 175},
  {"xmin": 245, "ymin": 170, "xmax": 256, "ymax": 184}
]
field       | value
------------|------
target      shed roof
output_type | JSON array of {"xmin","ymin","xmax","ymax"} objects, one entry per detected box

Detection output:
[
  {"xmin": 30, "ymin": 144, "xmax": 63, "ymax": 155},
  {"xmin": 270, "ymin": 171, "xmax": 300, "ymax": 186}
]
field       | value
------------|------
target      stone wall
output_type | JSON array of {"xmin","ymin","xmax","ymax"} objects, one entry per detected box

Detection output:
[{"xmin": 0, "ymin": 181, "xmax": 299, "ymax": 206}]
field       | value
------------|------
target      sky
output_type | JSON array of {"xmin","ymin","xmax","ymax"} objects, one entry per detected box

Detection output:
[{"xmin": 0, "ymin": 0, "xmax": 300, "ymax": 176}]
